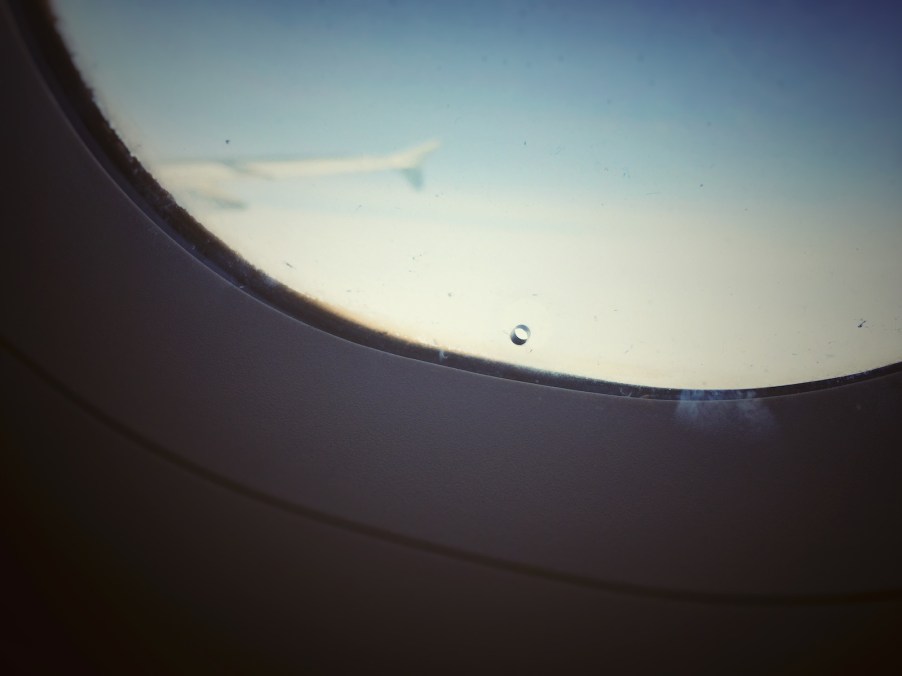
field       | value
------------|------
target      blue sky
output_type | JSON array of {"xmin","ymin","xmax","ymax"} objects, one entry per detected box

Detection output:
[{"xmin": 58, "ymin": 0, "xmax": 902, "ymax": 212}]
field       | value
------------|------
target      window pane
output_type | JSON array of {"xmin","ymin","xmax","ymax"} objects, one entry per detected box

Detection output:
[{"xmin": 52, "ymin": 0, "xmax": 902, "ymax": 390}]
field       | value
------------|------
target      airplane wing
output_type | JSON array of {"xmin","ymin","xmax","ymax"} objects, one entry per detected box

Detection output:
[{"xmin": 154, "ymin": 139, "xmax": 441, "ymax": 208}]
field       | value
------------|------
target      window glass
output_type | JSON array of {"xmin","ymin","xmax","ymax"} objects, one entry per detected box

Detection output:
[{"xmin": 52, "ymin": 0, "xmax": 902, "ymax": 389}]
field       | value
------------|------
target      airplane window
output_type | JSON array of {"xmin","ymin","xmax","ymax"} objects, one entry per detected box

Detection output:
[{"xmin": 48, "ymin": 0, "xmax": 902, "ymax": 391}]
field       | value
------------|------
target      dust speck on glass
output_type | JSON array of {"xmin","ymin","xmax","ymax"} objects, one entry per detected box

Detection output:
[{"xmin": 51, "ymin": 0, "xmax": 902, "ymax": 390}]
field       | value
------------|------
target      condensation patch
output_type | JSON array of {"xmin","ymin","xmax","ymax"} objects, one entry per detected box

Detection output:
[{"xmin": 675, "ymin": 390, "xmax": 777, "ymax": 440}]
